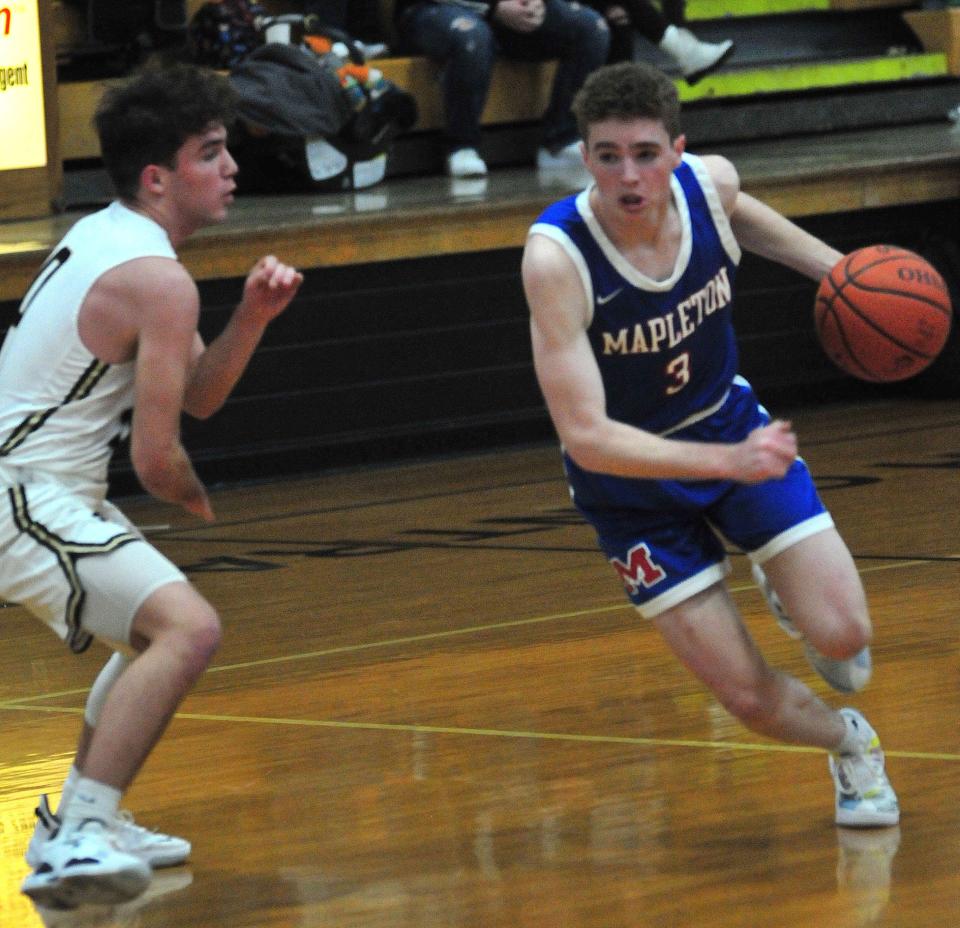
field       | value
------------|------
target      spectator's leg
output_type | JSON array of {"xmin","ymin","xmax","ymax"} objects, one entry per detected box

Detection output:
[
  {"xmin": 604, "ymin": 0, "xmax": 670, "ymax": 62},
  {"xmin": 661, "ymin": 0, "xmax": 686, "ymax": 26},
  {"xmin": 497, "ymin": 0, "xmax": 609, "ymax": 152},
  {"xmin": 624, "ymin": 0, "xmax": 670, "ymax": 43},
  {"xmin": 396, "ymin": 4, "xmax": 495, "ymax": 154},
  {"xmin": 304, "ymin": 0, "xmax": 349, "ymax": 31}
]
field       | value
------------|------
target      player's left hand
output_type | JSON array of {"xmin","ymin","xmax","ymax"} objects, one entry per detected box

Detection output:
[
  {"xmin": 736, "ymin": 419, "xmax": 798, "ymax": 483},
  {"xmin": 239, "ymin": 255, "xmax": 304, "ymax": 324}
]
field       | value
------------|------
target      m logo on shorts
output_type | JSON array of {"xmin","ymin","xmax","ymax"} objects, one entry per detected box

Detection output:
[{"xmin": 611, "ymin": 542, "xmax": 666, "ymax": 593}]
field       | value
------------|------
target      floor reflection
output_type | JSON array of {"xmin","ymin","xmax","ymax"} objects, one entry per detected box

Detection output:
[
  {"xmin": 32, "ymin": 869, "xmax": 193, "ymax": 928},
  {"xmin": 835, "ymin": 826, "xmax": 901, "ymax": 927}
]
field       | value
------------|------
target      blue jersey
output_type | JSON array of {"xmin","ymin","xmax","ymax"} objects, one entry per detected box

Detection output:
[
  {"xmin": 531, "ymin": 153, "xmax": 741, "ymax": 433},
  {"xmin": 529, "ymin": 155, "xmax": 830, "ymax": 617},
  {"xmin": 530, "ymin": 153, "xmax": 743, "ymax": 510}
]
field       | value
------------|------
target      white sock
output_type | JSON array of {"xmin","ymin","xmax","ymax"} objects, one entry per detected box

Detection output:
[
  {"xmin": 55, "ymin": 765, "xmax": 83, "ymax": 819},
  {"xmin": 61, "ymin": 776, "xmax": 122, "ymax": 830},
  {"xmin": 836, "ymin": 710, "xmax": 866, "ymax": 756}
]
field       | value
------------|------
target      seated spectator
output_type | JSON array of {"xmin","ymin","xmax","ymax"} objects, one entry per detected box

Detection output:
[
  {"xmin": 588, "ymin": 0, "xmax": 733, "ymax": 83},
  {"xmin": 394, "ymin": 0, "xmax": 610, "ymax": 178}
]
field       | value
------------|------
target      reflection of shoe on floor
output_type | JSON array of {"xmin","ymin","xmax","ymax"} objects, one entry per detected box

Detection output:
[
  {"xmin": 116, "ymin": 868, "xmax": 193, "ymax": 916},
  {"xmin": 659, "ymin": 25, "xmax": 735, "ymax": 84},
  {"xmin": 449, "ymin": 176, "xmax": 489, "ymax": 198},
  {"xmin": 22, "ymin": 818, "xmax": 152, "ymax": 909},
  {"xmin": 830, "ymin": 708, "xmax": 900, "ymax": 828},
  {"xmin": 751, "ymin": 563, "xmax": 872, "ymax": 693},
  {"xmin": 35, "ymin": 902, "xmax": 116, "ymax": 928},
  {"xmin": 536, "ymin": 140, "xmax": 584, "ymax": 171},
  {"xmin": 26, "ymin": 794, "xmax": 191, "ymax": 869},
  {"xmin": 446, "ymin": 147, "xmax": 487, "ymax": 178},
  {"xmin": 35, "ymin": 870, "xmax": 193, "ymax": 927},
  {"xmin": 836, "ymin": 825, "xmax": 900, "ymax": 925}
]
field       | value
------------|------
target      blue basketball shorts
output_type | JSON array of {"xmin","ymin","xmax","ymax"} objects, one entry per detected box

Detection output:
[{"xmin": 568, "ymin": 378, "xmax": 834, "ymax": 618}]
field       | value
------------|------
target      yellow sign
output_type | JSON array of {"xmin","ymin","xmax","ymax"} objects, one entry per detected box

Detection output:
[{"xmin": 0, "ymin": 0, "xmax": 47, "ymax": 171}]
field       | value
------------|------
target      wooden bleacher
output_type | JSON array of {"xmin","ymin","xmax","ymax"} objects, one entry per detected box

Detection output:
[
  {"xmin": 28, "ymin": 0, "xmax": 960, "ymax": 278},
  {"xmin": 1, "ymin": 0, "xmax": 959, "ymax": 490},
  {"xmin": 51, "ymin": 0, "xmax": 960, "ymax": 162}
]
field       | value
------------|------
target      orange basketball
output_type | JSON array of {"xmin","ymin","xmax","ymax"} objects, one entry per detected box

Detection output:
[{"xmin": 814, "ymin": 245, "xmax": 953, "ymax": 382}]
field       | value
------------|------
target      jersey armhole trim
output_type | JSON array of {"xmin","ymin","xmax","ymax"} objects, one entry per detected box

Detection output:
[
  {"xmin": 529, "ymin": 223, "xmax": 595, "ymax": 326},
  {"xmin": 682, "ymin": 153, "xmax": 742, "ymax": 267}
]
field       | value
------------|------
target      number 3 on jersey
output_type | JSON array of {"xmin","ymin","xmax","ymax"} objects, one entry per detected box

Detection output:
[{"xmin": 665, "ymin": 351, "xmax": 690, "ymax": 395}]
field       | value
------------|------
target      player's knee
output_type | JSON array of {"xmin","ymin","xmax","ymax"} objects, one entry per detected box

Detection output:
[
  {"xmin": 810, "ymin": 614, "xmax": 871, "ymax": 660},
  {"xmin": 177, "ymin": 603, "xmax": 221, "ymax": 671},
  {"xmin": 153, "ymin": 610, "xmax": 220, "ymax": 686},
  {"xmin": 132, "ymin": 586, "xmax": 221, "ymax": 672}
]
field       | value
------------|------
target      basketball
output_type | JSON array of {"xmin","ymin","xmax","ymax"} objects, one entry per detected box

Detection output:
[{"xmin": 814, "ymin": 245, "xmax": 953, "ymax": 382}]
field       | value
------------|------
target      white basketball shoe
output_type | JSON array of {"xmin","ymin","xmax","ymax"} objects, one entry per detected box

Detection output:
[
  {"xmin": 21, "ymin": 818, "xmax": 152, "ymax": 909},
  {"xmin": 26, "ymin": 794, "xmax": 191, "ymax": 870},
  {"xmin": 830, "ymin": 708, "xmax": 900, "ymax": 827}
]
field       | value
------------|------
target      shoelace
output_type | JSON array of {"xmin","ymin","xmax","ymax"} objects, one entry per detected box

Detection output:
[{"xmin": 114, "ymin": 810, "xmax": 167, "ymax": 842}]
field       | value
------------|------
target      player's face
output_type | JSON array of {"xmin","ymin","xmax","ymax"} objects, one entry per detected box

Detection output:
[
  {"xmin": 166, "ymin": 123, "xmax": 238, "ymax": 228},
  {"xmin": 583, "ymin": 117, "xmax": 684, "ymax": 217}
]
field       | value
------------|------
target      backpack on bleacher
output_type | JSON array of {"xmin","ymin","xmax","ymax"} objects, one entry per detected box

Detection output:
[
  {"xmin": 188, "ymin": 5, "xmax": 417, "ymax": 192},
  {"xmin": 187, "ymin": 0, "xmax": 266, "ymax": 70}
]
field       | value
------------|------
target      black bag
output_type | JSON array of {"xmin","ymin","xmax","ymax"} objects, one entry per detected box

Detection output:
[
  {"xmin": 187, "ymin": 0, "xmax": 267, "ymax": 70},
  {"xmin": 227, "ymin": 40, "xmax": 417, "ymax": 193}
]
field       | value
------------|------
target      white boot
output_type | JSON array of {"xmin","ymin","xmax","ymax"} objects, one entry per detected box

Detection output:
[{"xmin": 659, "ymin": 24, "xmax": 734, "ymax": 83}]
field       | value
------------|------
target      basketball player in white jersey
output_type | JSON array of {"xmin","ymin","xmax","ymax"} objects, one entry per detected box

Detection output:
[
  {"xmin": 522, "ymin": 62, "xmax": 898, "ymax": 828},
  {"xmin": 4, "ymin": 62, "xmax": 303, "ymax": 908}
]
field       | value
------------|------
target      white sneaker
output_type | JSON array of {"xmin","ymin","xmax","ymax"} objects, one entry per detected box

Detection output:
[
  {"xmin": 751, "ymin": 563, "xmax": 872, "ymax": 693},
  {"xmin": 750, "ymin": 562, "xmax": 802, "ymax": 639},
  {"xmin": 25, "ymin": 794, "xmax": 60, "ymax": 871},
  {"xmin": 446, "ymin": 148, "xmax": 487, "ymax": 178},
  {"xmin": 829, "ymin": 708, "xmax": 900, "ymax": 827},
  {"xmin": 26, "ymin": 795, "xmax": 191, "ymax": 869},
  {"xmin": 21, "ymin": 818, "xmax": 152, "ymax": 909},
  {"xmin": 356, "ymin": 40, "xmax": 389, "ymax": 60},
  {"xmin": 659, "ymin": 25, "xmax": 734, "ymax": 84},
  {"xmin": 802, "ymin": 640, "xmax": 872, "ymax": 695},
  {"xmin": 536, "ymin": 140, "xmax": 584, "ymax": 171}
]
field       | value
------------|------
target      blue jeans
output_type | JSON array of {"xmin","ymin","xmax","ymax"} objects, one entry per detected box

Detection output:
[{"xmin": 397, "ymin": 1, "xmax": 609, "ymax": 152}]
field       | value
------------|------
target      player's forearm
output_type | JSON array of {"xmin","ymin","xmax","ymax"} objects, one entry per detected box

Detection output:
[
  {"xmin": 732, "ymin": 193, "xmax": 842, "ymax": 281},
  {"xmin": 132, "ymin": 439, "xmax": 211, "ymax": 516},
  {"xmin": 561, "ymin": 418, "xmax": 734, "ymax": 481},
  {"xmin": 183, "ymin": 312, "xmax": 268, "ymax": 419}
]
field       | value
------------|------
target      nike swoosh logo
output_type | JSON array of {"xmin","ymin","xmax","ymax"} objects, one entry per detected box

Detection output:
[{"xmin": 596, "ymin": 288, "xmax": 623, "ymax": 305}]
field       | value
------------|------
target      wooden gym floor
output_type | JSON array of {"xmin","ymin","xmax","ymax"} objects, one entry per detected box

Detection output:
[{"xmin": 0, "ymin": 392, "xmax": 957, "ymax": 927}]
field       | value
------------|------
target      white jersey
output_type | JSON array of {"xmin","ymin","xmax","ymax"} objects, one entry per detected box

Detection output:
[{"xmin": 0, "ymin": 202, "xmax": 177, "ymax": 498}]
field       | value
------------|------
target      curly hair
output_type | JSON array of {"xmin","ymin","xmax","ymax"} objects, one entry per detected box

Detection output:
[
  {"xmin": 572, "ymin": 61, "xmax": 682, "ymax": 142},
  {"xmin": 95, "ymin": 61, "xmax": 237, "ymax": 201}
]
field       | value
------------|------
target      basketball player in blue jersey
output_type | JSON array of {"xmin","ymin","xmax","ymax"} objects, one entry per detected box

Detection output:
[
  {"xmin": 522, "ymin": 61, "xmax": 898, "ymax": 828},
  {"xmin": 3, "ymin": 63, "xmax": 302, "ymax": 908}
]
